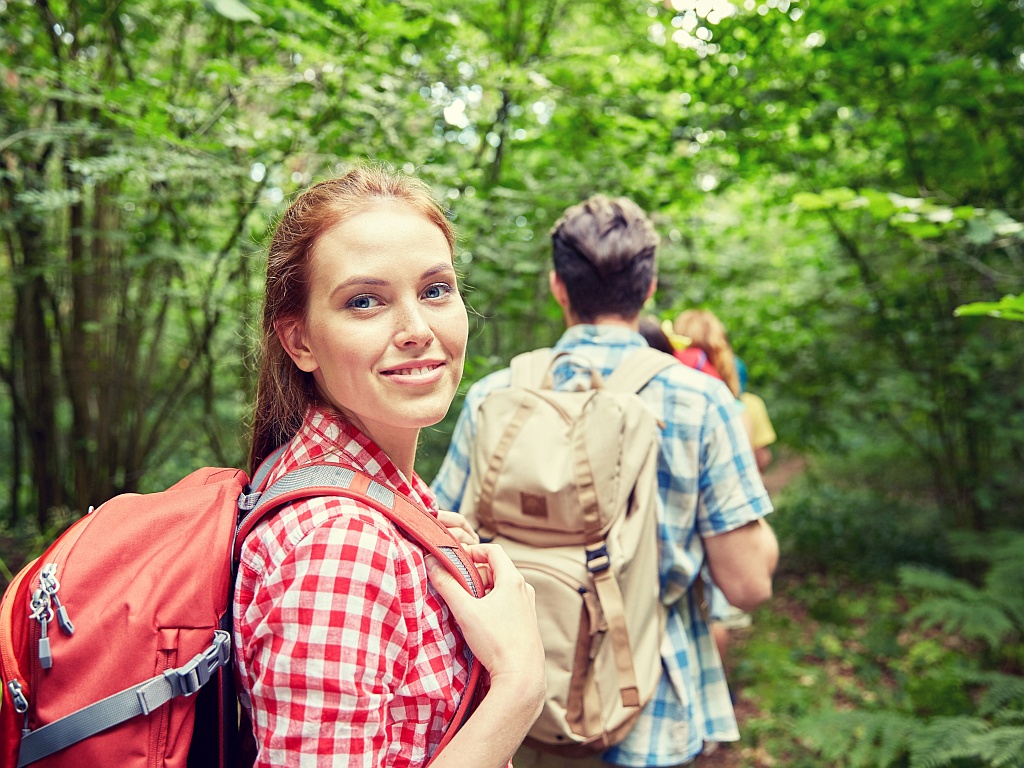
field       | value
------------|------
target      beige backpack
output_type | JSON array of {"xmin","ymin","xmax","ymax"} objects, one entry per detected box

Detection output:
[{"xmin": 461, "ymin": 346, "xmax": 675, "ymax": 756}]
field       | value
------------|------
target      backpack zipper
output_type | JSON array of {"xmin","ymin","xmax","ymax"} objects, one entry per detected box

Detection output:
[
  {"xmin": 1, "ymin": 562, "xmax": 34, "ymax": 735},
  {"xmin": 30, "ymin": 564, "xmax": 76, "ymax": 670},
  {"xmin": 15, "ymin": 507, "xmax": 96, "ymax": 729}
]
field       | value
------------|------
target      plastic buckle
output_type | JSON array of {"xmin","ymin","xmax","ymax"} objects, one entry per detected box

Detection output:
[
  {"xmin": 585, "ymin": 544, "xmax": 610, "ymax": 574},
  {"xmin": 237, "ymin": 487, "xmax": 261, "ymax": 513},
  {"xmin": 164, "ymin": 630, "xmax": 231, "ymax": 698}
]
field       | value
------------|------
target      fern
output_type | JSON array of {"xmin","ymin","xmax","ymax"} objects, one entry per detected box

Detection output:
[
  {"xmin": 907, "ymin": 716, "xmax": 989, "ymax": 768},
  {"xmin": 794, "ymin": 533, "xmax": 1024, "ymax": 768},
  {"xmin": 796, "ymin": 710, "xmax": 917, "ymax": 768},
  {"xmin": 900, "ymin": 565, "xmax": 1020, "ymax": 649},
  {"xmin": 968, "ymin": 670, "xmax": 1024, "ymax": 717},
  {"xmin": 905, "ymin": 597, "xmax": 1015, "ymax": 648},
  {"xmin": 948, "ymin": 532, "xmax": 1024, "ymax": 630},
  {"xmin": 966, "ymin": 726, "xmax": 1024, "ymax": 768}
]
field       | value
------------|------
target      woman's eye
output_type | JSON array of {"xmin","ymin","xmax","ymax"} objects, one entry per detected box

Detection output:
[
  {"xmin": 346, "ymin": 295, "xmax": 381, "ymax": 309},
  {"xmin": 423, "ymin": 283, "xmax": 453, "ymax": 300}
]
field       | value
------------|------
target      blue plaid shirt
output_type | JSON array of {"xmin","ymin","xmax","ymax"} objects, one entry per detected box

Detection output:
[{"xmin": 432, "ymin": 325, "xmax": 772, "ymax": 767}]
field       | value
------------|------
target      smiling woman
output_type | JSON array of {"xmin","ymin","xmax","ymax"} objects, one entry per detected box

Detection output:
[
  {"xmin": 276, "ymin": 200, "xmax": 468, "ymax": 476},
  {"xmin": 235, "ymin": 165, "xmax": 545, "ymax": 768}
]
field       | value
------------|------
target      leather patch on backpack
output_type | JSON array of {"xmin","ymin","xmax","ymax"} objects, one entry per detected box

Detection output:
[{"xmin": 520, "ymin": 492, "xmax": 549, "ymax": 518}]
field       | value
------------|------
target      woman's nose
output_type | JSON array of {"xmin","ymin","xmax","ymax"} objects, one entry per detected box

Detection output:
[{"xmin": 394, "ymin": 303, "xmax": 434, "ymax": 347}]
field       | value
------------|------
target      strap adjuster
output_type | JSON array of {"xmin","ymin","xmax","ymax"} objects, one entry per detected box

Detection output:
[
  {"xmin": 586, "ymin": 544, "xmax": 610, "ymax": 574},
  {"xmin": 163, "ymin": 630, "xmax": 231, "ymax": 698},
  {"xmin": 237, "ymin": 487, "xmax": 261, "ymax": 513}
]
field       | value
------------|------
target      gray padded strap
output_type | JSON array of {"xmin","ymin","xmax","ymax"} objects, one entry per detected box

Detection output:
[
  {"xmin": 250, "ymin": 444, "xmax": 288, "ymax": 493},
  {"xmin": 18, "ymin": 631, "xmax": 231, "ymax": 767}
]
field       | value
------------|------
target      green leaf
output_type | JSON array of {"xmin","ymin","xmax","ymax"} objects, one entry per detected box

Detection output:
[
  {"xmin": 793, "ymin": 191, "xmax": 830, "ymax": 211},
  {"xmin": 203, "ymin": 0, "xmax": 260, "ymax": 23},
  {"xmin": 896, "ymin": 220, "xmax": 944, "ymax": 239},
  {"xmin": 965, "ymin": 217, "xmax": 998, "ymax": 245},
  {"xmin": 860, "ymin": 189, "xmax": 898, "ymax": 219},
  {"xmin": 955, "ymin": 294, "xmax": 1024, "ymax": 322}
]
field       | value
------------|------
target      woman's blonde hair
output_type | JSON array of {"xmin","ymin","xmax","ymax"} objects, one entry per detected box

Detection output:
[
  {"xmin": 248, "ymin": 164, "xmax": 455, "ymax": 473},
  {"xmin": 673, "ymin": 308, "xmax": 740, "ymax": 397}
]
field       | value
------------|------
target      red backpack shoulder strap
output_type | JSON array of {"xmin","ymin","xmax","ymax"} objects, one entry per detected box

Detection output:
[
  {"xmin": 233, "ymin": 462, "xmax": 484, "ymax": 759},
  {"xmin": 235, "ymin": 463, "xmax": 483, "ymax": 590}
]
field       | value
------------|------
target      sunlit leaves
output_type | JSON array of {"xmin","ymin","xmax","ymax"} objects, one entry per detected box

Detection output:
[
  {"xmin": 791, "ymin": 188, "xmax": 1024, "ymax": 243},
  {"xmin": 203, "ymin": 0, "xmax": 260, "ymax": 23},
  {"xmin": 955, "ymin": 294, "xmax": 1024, "ymax": 322}
]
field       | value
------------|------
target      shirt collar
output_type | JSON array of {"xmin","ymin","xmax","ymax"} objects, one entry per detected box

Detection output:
[
  {"xmin": 554, "ymin": 323, "xmax": 648, "ymax": 352},
  {"xmin": 268, "ymin": 406, "xmax": 436, "ymax": 511}
]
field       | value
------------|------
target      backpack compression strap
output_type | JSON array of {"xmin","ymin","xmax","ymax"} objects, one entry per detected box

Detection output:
[{"xmin": 16, "ymin": 631, "xmax": 232, "ymax": 767}]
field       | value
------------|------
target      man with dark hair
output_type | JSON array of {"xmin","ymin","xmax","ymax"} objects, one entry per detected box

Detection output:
[{"xmin": 433, "ymin": 194, "xmax": 779, "ymax": 768}]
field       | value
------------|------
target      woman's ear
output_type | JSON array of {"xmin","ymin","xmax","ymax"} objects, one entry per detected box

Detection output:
[{"xmin": 275, "ymin": 318, "xmax": 319, "ymax": 373}]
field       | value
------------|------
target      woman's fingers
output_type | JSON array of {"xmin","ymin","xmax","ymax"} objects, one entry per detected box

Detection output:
[
  {"xmin": 426, "ymin": 545, "xmax": 543, "ymax": 682},
  {"xmin": 436, "ymin": 510, "xmax": 479, "ymax": 546},
  {"xmin": 425, "ymin": 554, "xmax": 474, "ymax": 610}
]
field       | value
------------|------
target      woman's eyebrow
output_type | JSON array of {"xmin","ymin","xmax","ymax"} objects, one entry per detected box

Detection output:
[
  {"xmin": 328, "ymin": 276, "xmax": 388, "ymax": 301},
  {"xmin": 422, "ymin": 262, "xmax": 457, "ymax": 279},
  {"xmin": 327, "ymin": 262, "xmax": 455, "ymax": 300}
]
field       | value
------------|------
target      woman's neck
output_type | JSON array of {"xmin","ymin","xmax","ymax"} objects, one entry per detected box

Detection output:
[{"xmin": 344, "ymin": 413, "xmax": 419, "ymax": 480}]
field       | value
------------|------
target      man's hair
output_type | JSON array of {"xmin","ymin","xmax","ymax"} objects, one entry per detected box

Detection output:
[{"xmin": 549, "ymin": 195, "xmax": 658, "ymax": 322}]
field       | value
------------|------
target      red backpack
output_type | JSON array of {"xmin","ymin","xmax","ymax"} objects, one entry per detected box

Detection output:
[{"xmin": 0, "ymin": 456, "xmax": 483, "ymax": 768}]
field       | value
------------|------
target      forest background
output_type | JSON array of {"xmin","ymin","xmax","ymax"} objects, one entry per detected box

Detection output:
[{"xmin": 1, "ymin": 0, "xmax": 1023, "ymax": 765}]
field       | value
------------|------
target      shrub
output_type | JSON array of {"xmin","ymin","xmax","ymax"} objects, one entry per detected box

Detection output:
[{"xmin": 771, "ymin": 476, "xmax": 951, "ymax": 581}]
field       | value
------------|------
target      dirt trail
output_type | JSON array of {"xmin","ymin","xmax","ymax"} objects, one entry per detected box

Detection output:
[{"xmin": 761, "ymin": 453, "xmax": 807, "ymax": 499}]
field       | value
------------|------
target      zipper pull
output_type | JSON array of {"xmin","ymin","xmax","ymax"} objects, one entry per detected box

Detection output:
[
  {"xmin": 40, "ymin": 564, "xmax": 74, "ymax": 635},
  {"xmin": 7, "ymin": 680, "xmax": 29, "ymax": 736},
  {"xmin": 38, "ymin": 614, "xmax": 52, "ymax": 670},
  {"xmin": 53, "ymin": 598, "xmax": 74, "ymax": 636},
  {"xmin": 30, "ymin": 588, "xmax": 54, "ymax": 669},
  {"xmin": 7, "ymin": 679, "xmax": 28, "ymax": 713}
]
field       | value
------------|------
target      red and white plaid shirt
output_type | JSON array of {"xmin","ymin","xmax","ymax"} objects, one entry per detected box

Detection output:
[{"xmin": 234, "ymin": 407, "xmax": 475, "ymax": 767}]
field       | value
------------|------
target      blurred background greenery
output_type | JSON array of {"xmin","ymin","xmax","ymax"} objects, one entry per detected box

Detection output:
[{"xmin": 1, "ymin": 0, "xmax": 1022, "ymax": 764}]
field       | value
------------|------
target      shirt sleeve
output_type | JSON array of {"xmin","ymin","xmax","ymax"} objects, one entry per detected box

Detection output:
[
  {"xmin": 697, "ymin": 389, "xmax": 773, "ymax": 537},
  {"xmin": 241, "ymin": 512, "xmax": 410, "ymax": 767}
]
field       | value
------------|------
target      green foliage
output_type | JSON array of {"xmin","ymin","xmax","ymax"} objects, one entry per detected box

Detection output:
[
  {"xmin": 1, "ymin": 0, "xmax": 1021, "ymax": 533},
  {"xmin": 795, "ymin": 710, "xmax": 917, "ymax": 768},
  {"xmin": 905, "ymin": 717, "xmax": 1024, "ymax": 768},
  {"xmin": 900, "ymin": 533, "xmax": 1024, "ymax": 652},
  {"xmin": 770, "ymin": 475, "xmax": 950, "ymax": 580},
  {"xmin": 782, "ymin": 531, "xmax": 1024, "ymax": 768},
  {"xmin": 900, "ymin": 567, "xmax": 1017, "ymax": 651},
  {"xmin": 956, "ymin": 295, "xmax": 1024, "ymax": 323}
]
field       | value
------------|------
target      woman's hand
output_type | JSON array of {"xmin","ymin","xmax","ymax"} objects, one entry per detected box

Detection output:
[
  {"xmin": 426, "ymin": 545, "xmax": 545, "ymax": 700},
  {"xmin": 426, "ymin": 544, "xmax": 546, "ymax": 768},
  {"xmin": 436, "ymin": 510, "xmax": 479, "ymax": 547}
]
